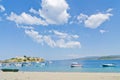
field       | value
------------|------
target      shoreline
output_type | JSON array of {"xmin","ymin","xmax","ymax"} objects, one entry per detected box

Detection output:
[{"xmin": 1, "ymin": 72, "xmax": 120, "ymax": 80}]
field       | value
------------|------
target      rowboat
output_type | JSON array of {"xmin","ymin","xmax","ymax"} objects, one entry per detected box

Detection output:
[{"xmin": 1, "ymin": 68, "xmax": 19, "ymax": 72}]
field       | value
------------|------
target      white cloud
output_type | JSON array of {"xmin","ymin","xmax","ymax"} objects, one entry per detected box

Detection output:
[
  {"xmin": 25, "ymin": 29, "xmax": 43, "ymax": 43},
  {"xmin": 55, "ymin": 40, "xmax": 80, "ymax": 48},
  {"xmin": 39, "ymin": 0, "xmax": 70, "ymax": 25},
  {"xmin": 75, "ymin": 9, "xmax": 113, "ymax": 29},
  {"xmin": 106, "ymin": 8, "xmax": 113, "ymax": 13},
  {"xmin": 70, "ymin": 14, "xmax": 88, "ymax": 24},
  {"xmin": 99, "ymin": 29, "xmax": 108, "ymax": 34},
  {"xmin": 29, "ymin": 8, "xmax": 39, "ymax": 15},
  {"xmin": 77, "ymin": 13, "xmax": 88, "ymax": 23},
  {"xmin": 84, "ymin": 13, "xmax": 112, "ymax": 29},
  {"xmin": 6, "ymin": 0, "xmax": 80, "ymax": 48},
  {"xmin": 43, "ymin": 35, "xmax": 56, "ymax": 47},
  {"xmin": 53, "ymin": 30, "xmax": 79, "ymax": 39},
  {"xmin": 16, "ymin": 24, "xmax": 34, "ymax": 30},
  {"xmin": 25, "ymin": 29, "xmax": 81, "ymax": 48},
  {"xmin": 7, "ymin": 12, "xmax": 47, "ymax": 26},
  {"xmin": 7, "ymin": 0, "xmax": 70, "ymax": 26},
  {"xmin": 0, "ymin": 5, "xmax": 5, "ymax": 12}
]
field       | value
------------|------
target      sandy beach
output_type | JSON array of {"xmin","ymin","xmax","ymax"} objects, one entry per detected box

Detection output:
[{"xmin": 0, "ymin": 72, "xmax": 120, "ymax": 80}]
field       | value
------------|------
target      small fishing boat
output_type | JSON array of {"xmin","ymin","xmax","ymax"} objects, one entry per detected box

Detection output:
[
  {"xmin": 102, "ymin": 64, "xmax": 116, "ymax": 67},
  {"xmin": 71, "ymin": 62, "xmax": 82, "ymax": 68},
  {"xmin": 1, "ymin": 68, "xmax": 19, "ymax": 72}
]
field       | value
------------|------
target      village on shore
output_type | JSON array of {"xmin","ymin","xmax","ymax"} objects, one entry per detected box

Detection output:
[{"xmin": 0, "ymin": 56, "xmax": 45, "ymax": 63}]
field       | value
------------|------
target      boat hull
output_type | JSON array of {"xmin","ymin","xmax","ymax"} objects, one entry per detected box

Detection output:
[
  {"xmin": 71, "ymin": 64, "xmax": 82, "ymax": 68},
  {"xmin": 102, "ymin": 64, "xmax": 115, "ymax": 67},
  {"xmin": 1, "ymin": 69, "xmax": 19, "ymax": 72}
]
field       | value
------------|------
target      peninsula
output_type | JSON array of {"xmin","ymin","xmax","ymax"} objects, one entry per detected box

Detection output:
[{"xmin": 76, "ymin": 55, "xmax": 120, "ymax": 60}]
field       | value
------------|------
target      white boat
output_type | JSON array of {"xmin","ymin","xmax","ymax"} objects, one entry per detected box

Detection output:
[
  {"xmin": 36, "ymin": 61, "xmax": 40, "ymax": 64},
  {"xmin": 102, "ymin": 64, "xmax": 116, "ymax": 67},
  {"xmin": 14, "ymin": 63, "xmax": 22, "ymax": 67},
  {"xmin": 71, "ymin": 62, "xmax": 82, "ymax": 68}
]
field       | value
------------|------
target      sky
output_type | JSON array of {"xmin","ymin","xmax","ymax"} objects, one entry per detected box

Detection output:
[{"xmin": 0, "ymin": 0, "xmax": 120, "ymax": 60}]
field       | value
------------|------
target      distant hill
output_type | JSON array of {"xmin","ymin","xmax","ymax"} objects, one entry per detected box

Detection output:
[{"xmin": 74, "ymin": 55, "xmax": 120, "ymax": 60}]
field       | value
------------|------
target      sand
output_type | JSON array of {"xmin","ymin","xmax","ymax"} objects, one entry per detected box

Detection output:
[{"xmin": 0, "ymin": 72, "xmax": 120, "ymax": 80}]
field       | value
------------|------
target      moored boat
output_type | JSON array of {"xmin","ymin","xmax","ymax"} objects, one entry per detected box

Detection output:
[
  {"xmin": 1, "ymin": 68, "xmax": 19, "ymax": 72},
  {"xmin": 102, "ymin": 64, "xmax": 116, "ymax": 67},
  {"xmin": 71, "ymin": 62, "xmax": 82, "ymax": 68}
]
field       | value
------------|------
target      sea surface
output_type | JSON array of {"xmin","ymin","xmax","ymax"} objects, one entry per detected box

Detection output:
[{"xmin": 1, "ymin": 60, "xmax": 120, "ymax": 72}]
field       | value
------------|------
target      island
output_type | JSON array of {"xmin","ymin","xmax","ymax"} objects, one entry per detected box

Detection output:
[{"xmin": 0, "ymin": 56, "xmax": 45, "ymax": 63}]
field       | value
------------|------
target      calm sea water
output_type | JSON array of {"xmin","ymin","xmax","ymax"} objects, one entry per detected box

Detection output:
[{"xmin": 1, "ymin": 60, "xmax": 120, "ymax": 72}]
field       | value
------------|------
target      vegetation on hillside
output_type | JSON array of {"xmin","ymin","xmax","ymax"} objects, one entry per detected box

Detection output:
[{"xmin": 1, "ymin": 56, "xmax": 45, "ymax": 63}]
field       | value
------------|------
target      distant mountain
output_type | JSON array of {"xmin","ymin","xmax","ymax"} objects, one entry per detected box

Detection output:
[
  {"xmin": 97, "ymin": 55, "xmax": 120, "ymax": 60},
  {"xmin": 74, "ymin": 55, "xmax": 120, "ymax": 60}
]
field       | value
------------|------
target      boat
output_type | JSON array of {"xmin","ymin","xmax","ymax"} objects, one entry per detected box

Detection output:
[
  {"xmin": 1, "ymin": 68, "xmax": 19, "ymax": 72},
  {"xmin": 71, "ymin": 62, "xmax": 82, "ymax": 68},
  {"xmin": 102, "ymin": 64, "xmax": 116, "ymax": 67},
  {"xmin": 14, "ymin": 63, "xmax": 22, "ymax": 67},
  {"xmin": 21, "ymin": 62, "xmax": 32, "ymax": 67},
  {"xmin": 36, "ymin": 61, "xmax": 40, "ymax": 64}
]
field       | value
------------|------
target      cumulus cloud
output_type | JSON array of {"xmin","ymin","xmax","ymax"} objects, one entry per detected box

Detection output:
[
  {"xmin": 25, "ymin": 29, "xmax": 81, "ymax": 48},
  {"xmin": 84, "ymin": 13, "xmax": 112, "ymax": 29},
  {"xmin": 77, "ymin": 13, "xmax": 88, "ymax": 23},
  {"xmin": 99, "ymin": 29, "xmax": 108, "ymax": 34},
  {"xmin": 29, "ymin": 8, "xmax": 39, "ymax": 15},
  {"xmin": 7, "ymin": 12, "xmax": 47, "ymax": 26},
  {"xmin": 25, "ymin": 29, "xmax": 43, "ymax": 43},
  {"xmin": 0, "ymin": 5, "xmax": 5, "ymax": 12},
  {"xmin": 6, "ymin": 0, "xmax": 80, "ymax": 48},
  {"xmin": 16, "ymin": 24, "xmax": 34, "ymax": 30},
  {"xmin": 106, "ymin": 8, "xmax": 113, "ymax": 13},
  {"xmin": 7, "ymin": 0, "xmax": 71, "ymax": 26},
  {"xmin": 76, "ymin": 9, "xmax": 113, "ymax": 29},
  {"xmin": 39, "ymin": 0, "xmax": 70, "ymax": 25},
  {"xmin": 53, "ymin": 30, "xmax": 79, "ymax": 39},
  {"xmin": 70, "ymin": 14, "xmax": 88, "ymax": 24}
]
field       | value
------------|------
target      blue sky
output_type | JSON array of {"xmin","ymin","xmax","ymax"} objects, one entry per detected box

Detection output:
[{"xmin": 0, "ymin": 0, "xmax": 120, "ymax": 60}]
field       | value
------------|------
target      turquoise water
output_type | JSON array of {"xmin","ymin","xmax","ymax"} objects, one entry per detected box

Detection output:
[{"xmin": 1, "ymin": 60, "xmax": 120, "ymax": 72}]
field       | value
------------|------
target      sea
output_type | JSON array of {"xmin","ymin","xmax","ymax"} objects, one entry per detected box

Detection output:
[{"xmin": 1, "ymin": 60, "xmax": 120, "ymax": 72}]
